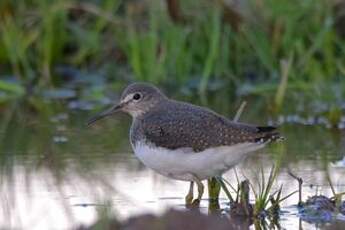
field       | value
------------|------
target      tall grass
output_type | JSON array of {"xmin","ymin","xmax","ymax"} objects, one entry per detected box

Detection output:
[{"xmin": 0, "ymin": 0, "xmax": 344, "ymax": 108}]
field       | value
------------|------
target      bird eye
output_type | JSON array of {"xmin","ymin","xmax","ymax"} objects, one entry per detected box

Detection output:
[{"xmin": 133, "ymin": 93, "xmax": 141, "ymax": 101}]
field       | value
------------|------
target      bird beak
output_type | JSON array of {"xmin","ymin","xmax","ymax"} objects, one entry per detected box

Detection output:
[{"xmin": 87, "ymin": 103, "xmax": 122, "ymax": 126}]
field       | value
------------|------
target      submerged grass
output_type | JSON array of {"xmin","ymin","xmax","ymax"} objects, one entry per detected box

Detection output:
[{"xmin": 249, "ymin": 165, "xmax": 297, "ymax": 217}]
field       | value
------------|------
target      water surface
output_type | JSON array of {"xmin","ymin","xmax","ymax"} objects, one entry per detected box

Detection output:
[{"xmin": 0, "ymin": 103, "xmax": 344, "ymax": 229}]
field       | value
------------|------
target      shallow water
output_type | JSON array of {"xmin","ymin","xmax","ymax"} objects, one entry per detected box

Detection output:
[{"xmin": 0, "ymin": 104, "xmax": 344, "ymax": 229}]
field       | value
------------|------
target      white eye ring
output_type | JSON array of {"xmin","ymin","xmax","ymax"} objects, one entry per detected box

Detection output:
[{"xmin": 132, "ymin": 93, "xmax": 142, "ymax": 101}]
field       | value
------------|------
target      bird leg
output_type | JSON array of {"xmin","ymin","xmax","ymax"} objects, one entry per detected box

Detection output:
[
  {"xmin": 185, "ymin": 181, "xmax": 194, "ymax": 205},
  {"xmin": 191, "ymin": 175, "xmax": 204, "ymax": 205}
]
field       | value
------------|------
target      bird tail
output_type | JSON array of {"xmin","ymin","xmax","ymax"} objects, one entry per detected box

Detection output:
[{"xmin": 254, "ymin": 126, "xmax": 284, "ymax": 144}]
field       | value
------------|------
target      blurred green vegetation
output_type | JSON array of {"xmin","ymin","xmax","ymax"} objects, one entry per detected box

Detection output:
[
  {"xmin": 0, "ymin": 0, "xmax": 344, "ymax": 115},
  {"xmin": 1, "ymin": 1, "xmax": 345, "ymax": 227}
]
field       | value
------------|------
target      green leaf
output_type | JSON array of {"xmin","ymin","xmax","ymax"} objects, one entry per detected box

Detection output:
[{"xmin": 0, "ymin": 80, "xmax": 25, "ymax": 95}]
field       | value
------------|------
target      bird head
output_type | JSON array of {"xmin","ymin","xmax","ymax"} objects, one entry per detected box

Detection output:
[{"xmin": 87, "ymin": 82, "xmax": 166, "ymax": 125}]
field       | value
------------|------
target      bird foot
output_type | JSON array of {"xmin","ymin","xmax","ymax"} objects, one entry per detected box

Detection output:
[
  {"xmin": 185, "ymin": 199, "xmax": 200, "ymax": 209},
  {"xmin": 185, "ymin": 194, "xmax": 194, "ymax": 205},
  {"xmin": 191, "ymin": 198, "xmax": 200, "ymax": 206}
]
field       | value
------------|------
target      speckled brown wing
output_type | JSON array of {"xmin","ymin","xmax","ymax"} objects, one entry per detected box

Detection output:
[{"xmin": 139, "ymin": 101, "xmax": 281, "ymax": 152}]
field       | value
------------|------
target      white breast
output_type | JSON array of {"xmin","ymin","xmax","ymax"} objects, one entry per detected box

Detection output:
[{"xmin": 132, "ymin": 140, "xmax": 265, "ymax": 181}]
